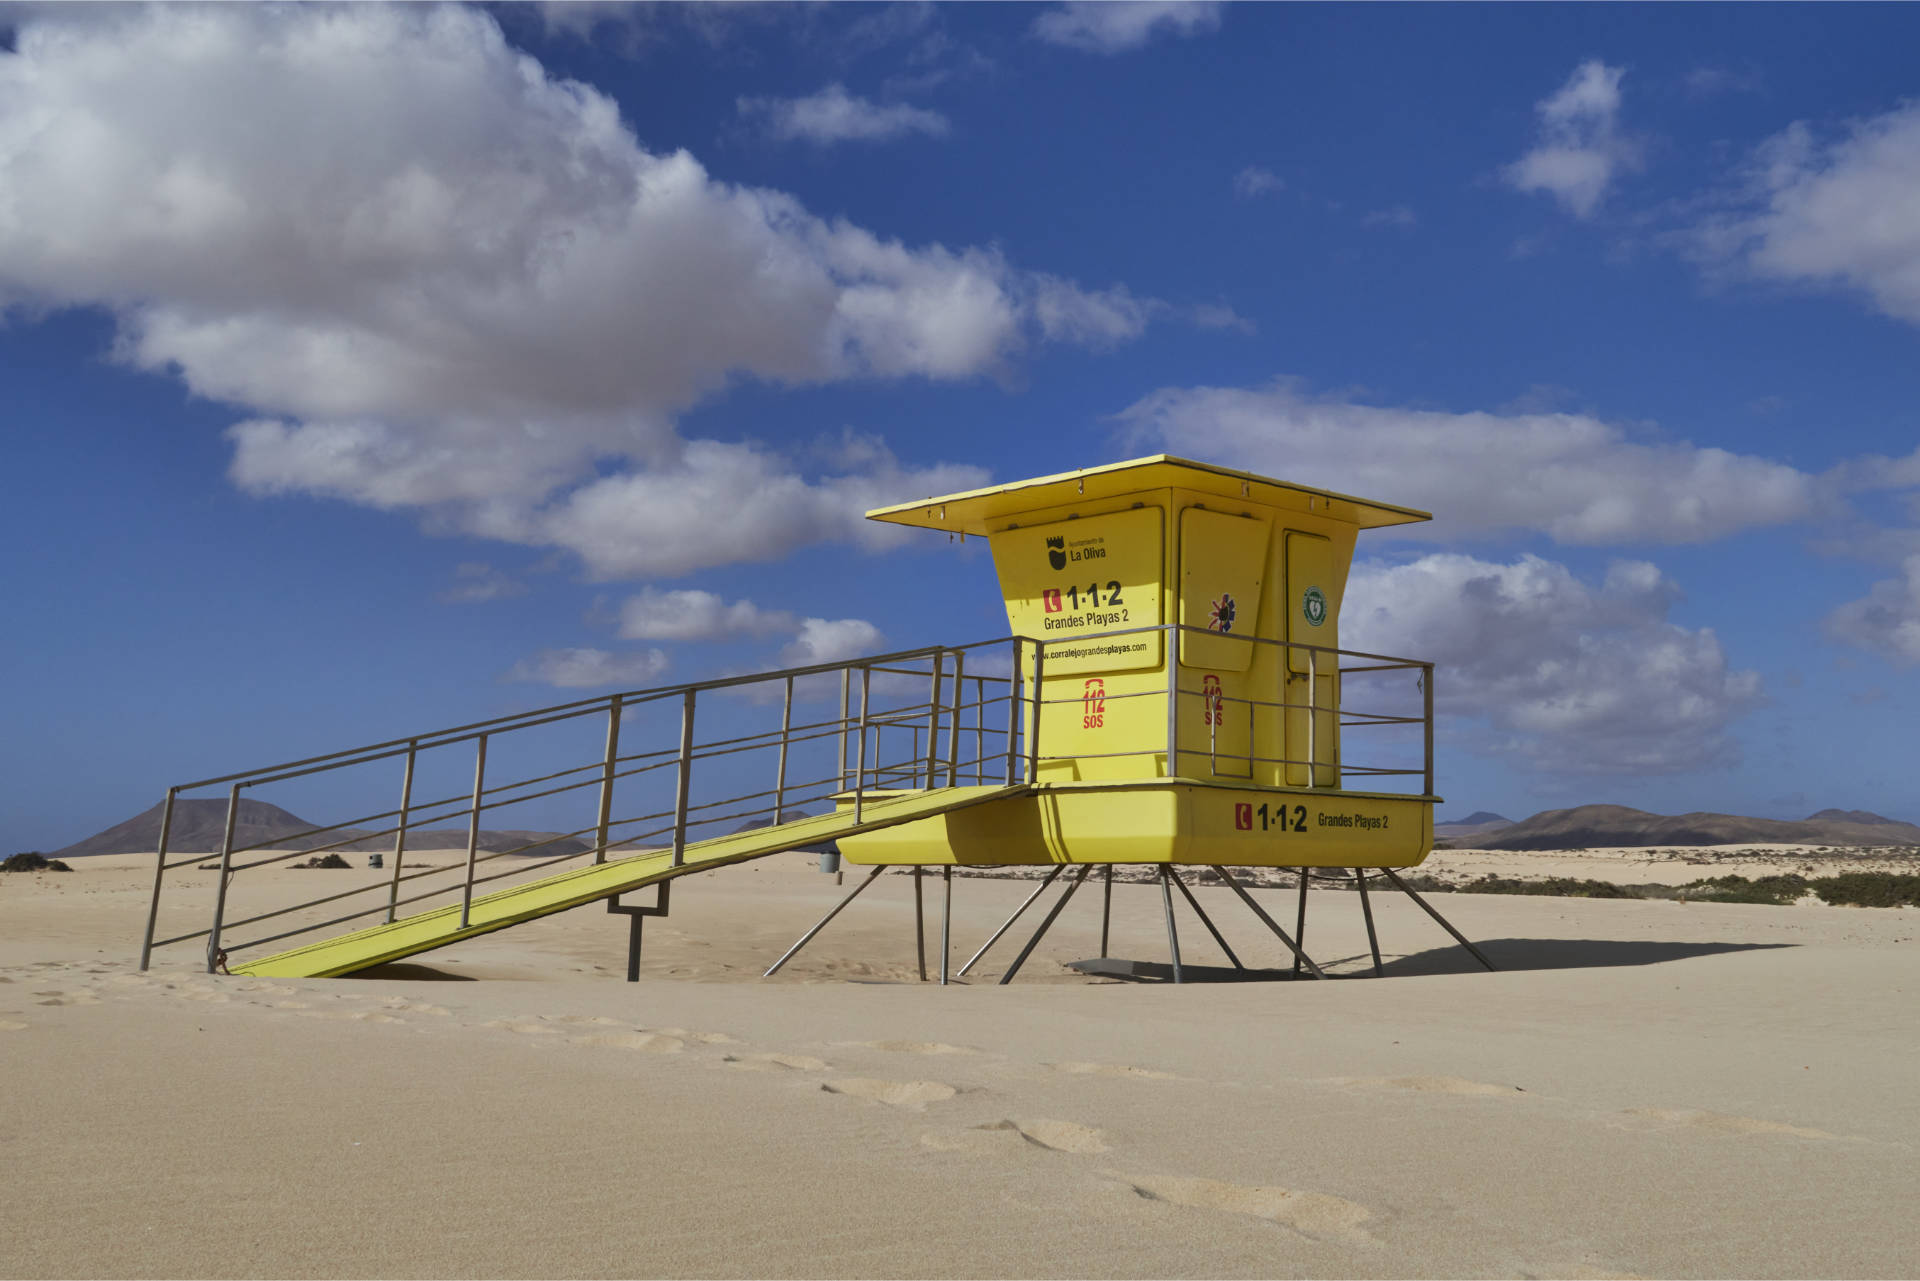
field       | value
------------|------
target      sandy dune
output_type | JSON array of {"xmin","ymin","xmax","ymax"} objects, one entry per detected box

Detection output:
[{"xmin": 3, "ymin": 851, "xmax": 1917, "ymax": 1278}]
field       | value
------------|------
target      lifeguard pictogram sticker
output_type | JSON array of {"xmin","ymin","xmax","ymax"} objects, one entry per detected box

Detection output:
[
  {"xmin": 1302, "ymin": 585, "xmax": 1327, "ymax": 627},
  {"xmin": 1208, "ymin": 592, "xmax": 1236, "ymax": 633}
]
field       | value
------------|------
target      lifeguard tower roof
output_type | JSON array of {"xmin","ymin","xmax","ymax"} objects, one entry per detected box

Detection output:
[{"xmin": 865, "ymin": 454, "xmax": 1431, "ymax": 535}]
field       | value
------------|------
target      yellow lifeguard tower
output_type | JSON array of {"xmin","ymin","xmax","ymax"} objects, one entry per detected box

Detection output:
[
  {"xmin": 843, "ymin": 455, "xmax": 1436, "ymax": 871},
  {"xmin": 139, "ymin": 455, "xmax": 1492, "ymax": 985}
]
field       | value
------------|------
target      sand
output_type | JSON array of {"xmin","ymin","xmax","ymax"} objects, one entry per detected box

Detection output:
[{"xmin": 3, "ymin": 849, "xmax": 1917, "ymax": 1278}]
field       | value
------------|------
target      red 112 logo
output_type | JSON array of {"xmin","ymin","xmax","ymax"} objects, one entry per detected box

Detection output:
[{"xmin": 1082, "ymin": 678, "xmax": 1105, "ymax": 729}]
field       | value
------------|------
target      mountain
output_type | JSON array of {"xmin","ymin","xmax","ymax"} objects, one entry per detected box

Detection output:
[
  {"xmin": 1435, "ymin": 811, "xmax": 1514, "ymax": 843},
  {"xmin": 1465, "ymin": 804, "xmax": 1920, "ymax": 851},
  {"xmin": 53, "ymin": 798, "xmax": 590, "ymax": 860},
  {"xmin": 1806, "ymin": 808, "xmax": 1906, "ymax": 826},
  {"xmin": 1441, "ymin": 811, "xmax": 1511, "ymax": 828}
]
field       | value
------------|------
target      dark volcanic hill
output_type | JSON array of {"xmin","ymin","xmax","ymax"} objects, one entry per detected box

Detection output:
[
  {"xmin": 53, "ymin": 798, "xmax": 590, "ymax": 860},
  {"xmin": 1441, "ymin": 811, "xmax": 1512, "ymax": 828},
  {"xmin": 1470, "ymin": 804, "xmax": 1920, "ymax": 851}
]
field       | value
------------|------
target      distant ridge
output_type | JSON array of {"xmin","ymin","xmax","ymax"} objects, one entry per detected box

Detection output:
[
  {"xmin": 1438, "ymin": 810, "xmax": 1511, "ymax": 828},
  {"xmin": 1467, "ymin": 804, "xmax": 1920, "ymax": 851},
  {"xmin": 53, "ymin": 798, "xmax": 591, "ymax": 860},
  {"xmin": 1435, "ymin": 811, "xmax": 1513, "ymax": 842}
]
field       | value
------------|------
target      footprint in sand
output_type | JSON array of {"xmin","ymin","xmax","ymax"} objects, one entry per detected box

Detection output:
[
  {"xmin": 34, "ymin": 993, "xmax": 102, "ymax": 1007},
  {"xmin": 651, "ymin": 1027, "xmax": 736, "ymax": 1045},
  {"xmin": 1338, "ymin": 1075, "xmax": 1525, "ymax": 1097},
  {"xmin": 544, "ymin": 1015, "xmax": 624, "ymax": 1027},
  {"xmin": 570, "ymin": 1031, "xmax": 685, "ymax": 1053},
  {"xmin": 723, "ymin": 1052, "xmax": 829, "ymax": 1072},
  {"xmin": 483, "ymin": 1020, "xmax": 559, "ymax": 1036},
  {"xmin": 1118, "ymin": 1174, "xmax": 1375, "ymax": 1245},
  {"xmin": 0, "ymin": 1020, "xmax": 27, "ymax": 1031},
  {"xmin": 849, "ymin": 1040, "xmax": 978, "ymax": 1056},
  {"xmin": 1619, "ymin": 1107, "xmax": 1845, "ymax": 1141},
  {"xmin": 922, "ymin": 1119, "xmax": 1109, "ymax": 1154},
  {"xmin": 1046, "ymin": 1061, "xmax": 1177, "ymax": 1082},
  {"xmin": 820, "ymin": 1078, "xmax": 958, "ymax": 1110}
]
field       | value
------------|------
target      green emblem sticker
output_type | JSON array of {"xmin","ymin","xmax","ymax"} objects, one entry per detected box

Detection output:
[{"xmin": 1302, "ymin": 585, "xmax": 1328, "ymax": 627}]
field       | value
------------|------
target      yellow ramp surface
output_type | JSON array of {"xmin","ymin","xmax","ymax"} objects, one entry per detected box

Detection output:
[{"xmin": 234, "ymin": 786, "xmax": 1022, "ymax": 978}]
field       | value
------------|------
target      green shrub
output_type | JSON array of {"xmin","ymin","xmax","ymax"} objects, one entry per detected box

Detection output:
[
  {"xmin": 1677, "ymin": 874, "xmax": 1809, "ymax": 905},
  {"xmin": 1811, "ymin": 872, "xmax": 1920, "ymax": 908}
]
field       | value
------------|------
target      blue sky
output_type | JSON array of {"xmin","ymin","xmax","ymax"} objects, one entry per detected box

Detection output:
[{"xmin": 5, "ymin": 1, "xmax": 1920, "ymax": 850}]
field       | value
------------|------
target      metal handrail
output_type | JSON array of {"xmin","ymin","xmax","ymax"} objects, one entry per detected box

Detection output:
[{"xmin": 144, "ymin": 624, "xmax": 1432, "ymax": 973}]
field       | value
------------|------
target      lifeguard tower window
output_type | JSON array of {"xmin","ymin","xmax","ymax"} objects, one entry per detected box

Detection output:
[{"xmin": 1178, "ymin": 507, "xmax": 1269, "ymax": 673}]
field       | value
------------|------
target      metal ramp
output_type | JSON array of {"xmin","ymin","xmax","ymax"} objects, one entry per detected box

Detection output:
[
  {"xmin": 141, "ymin": 639, "xmax": 1036, "ymax": 977},
  {"xmin": 233, "ymin": 786, "xmax": 1022, "ymax": 978}
]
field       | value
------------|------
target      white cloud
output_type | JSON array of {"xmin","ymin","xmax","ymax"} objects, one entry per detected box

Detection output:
[
  {"xmin": 0, "ymin": 4, "xmax": 1142, "ymax": 578},
  {"xmin": 523, "ymin": 438, "xmax": 991, "ymax": 578},
  {"xmin": 438, "ymin": 562, "xmax": 528, "ymax": 604},
  {"xmin": 1116, "ymin": 379, "xmax": 1821, "ymax": 545},
  {"xmin": 1692, "ymin": 103, "xmax": 1920, "ymax": 327},
  {"xmin": 1825, "ymin": 555, "xmax": 1920, "ymax": 666},
  {"xmin": 1343, "ymin": 554, "xmax": 1763, "ymax": 773},
  {"xmin": 1031, "ymin": 2, "xmax": 1221, "ymax": 53},
  {"xmin": 1683, "ymin": 64, "xmax": 1763, "ymax": 99},
  {"xmin": 738, "ymin": 83, "xmax": 950, "ymax": 145},
  {"xmin": 779, "ymin": 618, "xmax": 886, "ymax": 667},
  {"xmin": 507, "ymin": 646, "xmax": 669, "ymax": 689},
  {"xmin": 618, "ymin": 588, "xmax": 794, "ymax": 641},
  {"xmin": 1233, "ymin": 166, "xmax": 1283, "ymax": 198},
  {"xmin": 1504, "ymin": 60, "xmax": 1641, "ymax": 218}
]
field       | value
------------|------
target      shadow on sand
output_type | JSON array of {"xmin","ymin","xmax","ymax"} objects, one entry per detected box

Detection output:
[
  {"xmin": 346, "ymin": 962, "xmax": 477, "ymax": 981},
  {"xmin": 1068, "ymin": 938, "xmax": 1795, "ymax": 983}
]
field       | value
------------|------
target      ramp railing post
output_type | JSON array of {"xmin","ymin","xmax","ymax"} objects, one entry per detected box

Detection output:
[
  {"xmin": 774, "ymin": 676, "xmax": 793, "ymax": 822},
  {"xmin": 1004, "ymin": 639, "xmax": 1021, "ymax": 784},
  {"xmin": 924, "ymin": 651, "xmax": 944, "ymax": 787},
  {"xmin": 945, "ymin": 650, "xmax": 966, "ymax": 787},
  {"xmin": 854, "ymin": 664, "xmax": 871, "ymax": 825},
  {"xmin": 594, "ymin": 699, "xmax": 622, "ymax": 866},
  {"xmin": 1026, "ymin": 642, "xmax": 1045, "ymax": 783},
  {"xmin": 387, "ymin": 740, "xmax": 417, "ymax": 922},
  {"xmin": 140, "ymin": 787, "xmax": 177, "ymax": 971},
  {"xmin": 837, "ymin": 668, "xmax": 851, "ymax": 791},
  {"xmin": 460, "ymin": 735, "xmax": 488, "ymax": 929},
  {"xmin": 670, "ymin": 688, "xmax": 695, "ymax": 868},
  {"xmin": 1422, "ymin": 663, "xmax": 1434, "ymax": 796},
  {"xmin": 206, "ymin": 783, "xmax": 243, "ymax": 973}
]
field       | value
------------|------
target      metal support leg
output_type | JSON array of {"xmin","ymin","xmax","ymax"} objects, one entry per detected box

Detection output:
[
  {"xmin": 607, "ymin": 880, "xmax": 670, "ymax": 982},
  {"xmin": 1167, "ymin": 867, "xmax": 1244, "ymax": 971},
  {"xmin": 1100, "ymin": 863, "xmax": 1113, "ymax": 958},
  {"xmin": 958, "ymin": 866, "xmax": 1064, "ymax": 977},
  {"xmin": 1291, "ymin": 868, "xmax": 1310, "ymax": 978},
  {"xmin": 1159, "ymin": 867, "xmax": 1184, "ymax": 984},
  {"xmin": 940, "ymin": 866, "xmax": 952, "ymax": 985},
  {"xmin": 765, "ymin": 866, "xmax": 886, "ymax": 976},
  {"xmin": 999, "ymin": 865, "xmax": 1092, "ymax": 985},
  {"xmin": 1381, "ymin": 868, "xmax": 1498, "ymax": 971},
  {"xmin": 1212, "ymin": 866, "xmax": 1326, "ymax": 979},
  {"xmin": 914, "ymin": 865, "xmax": 927, "ymax": 982},
  {"xmin": 1354, "ymin": 868, "xmax": 1384, "ymax": 976}
]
